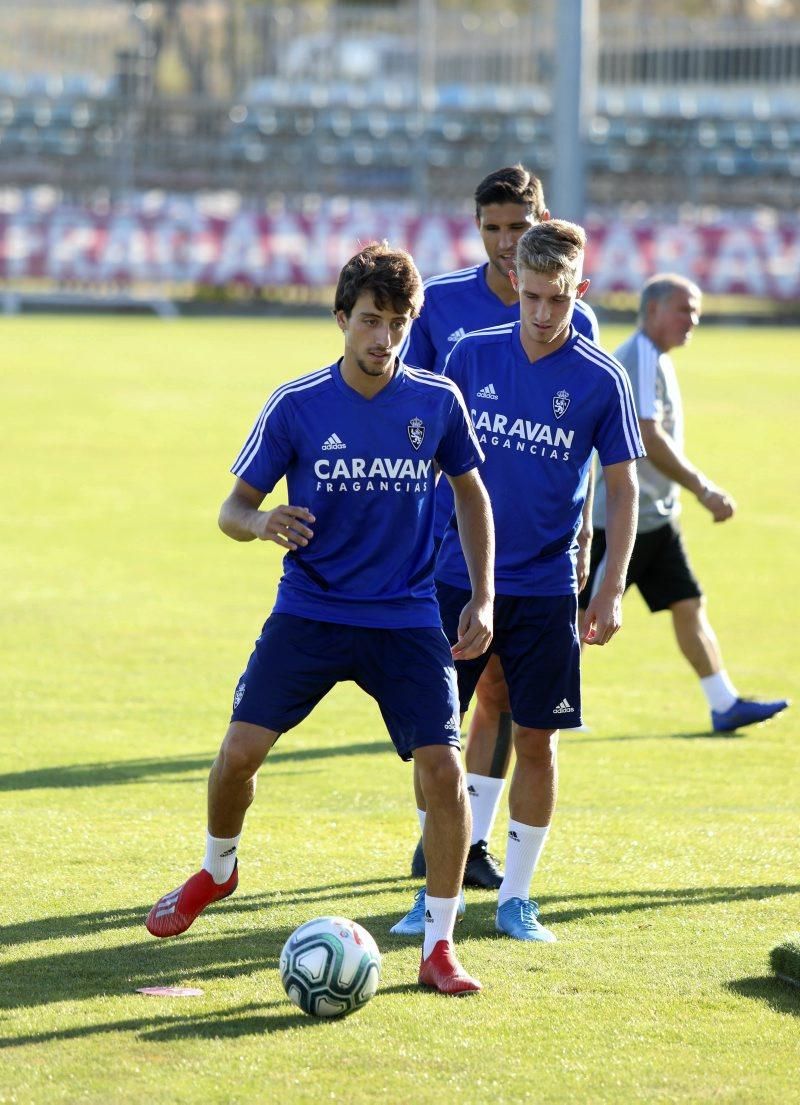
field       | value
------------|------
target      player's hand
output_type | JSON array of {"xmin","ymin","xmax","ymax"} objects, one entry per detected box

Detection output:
[
  {"xmin": 252, "ymin": 505, "xmax": 315, "ymax": 550},
  {"xmin": 452, "ymin": 598, "xmax": 493, "ymax": 661},
  {"xmin": 581, "ymin": 588, "xmax": 622, "ymax": 646},
  {"xmin": 699, "ymin": 485, "xmax": 736, "ymax": 523}
]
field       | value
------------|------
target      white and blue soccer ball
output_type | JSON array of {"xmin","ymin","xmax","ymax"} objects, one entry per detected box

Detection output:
[{"xmin": 279, "ymin": 916, "xmax": 381, "ymax": 1018}]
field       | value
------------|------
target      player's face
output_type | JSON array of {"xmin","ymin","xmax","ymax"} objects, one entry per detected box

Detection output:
[
  {"xmin": 646, "ymin": 287, "xmax": 702, "ymax": 352},
  {"xmin": 511, "ymin": 267, "xmax": 590, "ymax": 358},
  {"xmin": 476, "ymin": 202, "xmax": 538, "ymax": 284},
  {"xmin": 336, "ymin": 292, "xmax": 413, "ymax": 384}
]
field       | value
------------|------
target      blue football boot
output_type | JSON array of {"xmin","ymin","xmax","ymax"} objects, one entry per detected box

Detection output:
[
  {"xmin": 495, "ymin": 897, "xmax": 556, "ymax": 943},
  {"xmin": 711, "ymin": 697, "xmax": 788, "ymax": 733},
  {"xmin": 390, "ymin": 886, "xmax": 466, "ymax": 937}
]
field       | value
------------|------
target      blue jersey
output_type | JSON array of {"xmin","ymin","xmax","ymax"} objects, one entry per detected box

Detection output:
[
  {"xmin": 231, "ymin": 359, "xmax": 483, "ymax": 629},
  {"xmin": 399, "ymin": 263, "xmax": 600, "ymax": 539},
  {"xmin": 400, "ymin": 263, "xmax": 600, "ymax": 376},
  {"xmin": 435, "ymin": 324, "xmax": 645, "ymax": 597}
]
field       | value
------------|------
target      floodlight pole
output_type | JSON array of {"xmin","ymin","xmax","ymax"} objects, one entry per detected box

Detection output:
[{"xmin": 551, "ymin": 0, "xmax": 597, "ymax": 224}]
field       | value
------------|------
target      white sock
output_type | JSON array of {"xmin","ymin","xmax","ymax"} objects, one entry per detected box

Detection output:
[
  {"xmin": 466, "ymin": 773, "xmax": 505, "ymax": 845},
  {"xmin": 422, "ymin": 894, "xmax": 461, "ymax": 958},
  {"xmin": 203, "ymin": 831, "xmax": 240, "ymax": 885},
  {"xmin": 498, "ymin": 820, "xmax": 550, "ymax": 907},
  {"xmin": 417, "ymin": 809, "xmax": 426, "ymax": 832},
  {"xmin": 700, "ymin": 671, "xmax": 738, "ymax": 713}
]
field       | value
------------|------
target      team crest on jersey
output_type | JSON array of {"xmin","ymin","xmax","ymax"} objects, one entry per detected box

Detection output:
[
  {"xmin": 407, "ymin": 417, "xmax": 425, "ymax": 451},
  {"xmin": 552, "ymin": 389, "xmax": 570, "ymax": 419}
]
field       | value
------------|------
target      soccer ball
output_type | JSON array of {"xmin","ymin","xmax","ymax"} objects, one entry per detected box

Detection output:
[{"xmin": 279, "ymin": 916, "xmax": 381, "ymax": 1018}]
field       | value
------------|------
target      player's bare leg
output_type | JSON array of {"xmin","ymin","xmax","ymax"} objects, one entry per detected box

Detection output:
[
  {"xmin": 146, "ymin": 722, "xmax": 277, "ymax": 938},
  {"xmin": 207, "ymin": 721, "xmax": 279, "ymax": 835},
  {"xmin": 671, "ymin": 596, "xmax": 789, "ymax": 730},
  {"xmin": 411, "ymin": 656, "xmax": 509, "ymax": 886},
  {"xmin": 670, "ymin": 597, "xmax": 720, "ymax": 678},
  {"xmin": 495, "ymin": 725, "xmax": 558, "ymax": 942},
  {"xmin": 465, "ymin": 655, "xmax": 513, "ymax": 776},
  {"xmin": 414, "ymin": 743, "xmax": 481, "ymax": 994},
  {"xmin": 461, "ymin": 656, "xmax": 511, "ymax": 885}
]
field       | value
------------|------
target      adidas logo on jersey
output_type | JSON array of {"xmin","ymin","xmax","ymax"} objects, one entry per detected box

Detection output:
[
  {"xmin": 321, "ymin": 433, "xmax": 347, "ymax": 451},
  {"xmin": 447, "ymin": 328, "xmax": 466, "ymax": 343},
  {"xmin": 553, "ymin": 698, "xmax": 575, "ymax": 714},
  {"xmin": 477, "ymin": 383, "xmax": 499, "ymax": 400}
]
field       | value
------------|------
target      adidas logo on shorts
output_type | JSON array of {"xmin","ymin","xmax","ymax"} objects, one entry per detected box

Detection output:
[
  {"xmin": 553, "ymin": 698, "xmax": 575, "ymax": 714},
  {"xmin": 477, "ymin": 383, "xmax": 499, "ymax": 400}
]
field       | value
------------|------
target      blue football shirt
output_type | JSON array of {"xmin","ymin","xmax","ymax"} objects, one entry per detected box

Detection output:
[
  {"xmin": 231, "ymin": 359, "xmax": 484, "ymax": 628},
  {"xmin": 435, "ymin": 324, "xmax": 645, "ymax": 596},
  {"xmin": 399, "ymin": 262, "xmax": 600, "ymax": 538},
  {"xmin": 400, "ymin": 263, "xmax": 600, "ymax": 375}
]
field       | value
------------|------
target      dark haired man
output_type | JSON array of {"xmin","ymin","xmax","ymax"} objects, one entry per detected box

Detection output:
[
  {"xmin": 145, "ymin": 244, "xmax": 495, "ymax": 995},
  {"xmin": 581, "ymin": 273, "xmax": 789, "ymax": 733},
  {"xmin": 398, "ymin": 165, "xmax": 600, "ymax": 892}
]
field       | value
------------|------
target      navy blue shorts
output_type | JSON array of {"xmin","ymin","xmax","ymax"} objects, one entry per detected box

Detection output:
[
  {"xmin": 436, "ymin": 581, "xmax": 582, "ymax": 730},
  {"xmin": 230, "ymin": 614, "xmax": 461, "ymax": 761}
]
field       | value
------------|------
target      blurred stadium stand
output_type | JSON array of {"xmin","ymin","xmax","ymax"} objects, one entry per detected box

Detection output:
[
  {"xmin": 0, "ymin": 0, "xmax": 798, "ymax": 306},
  {"xmin": 0, "ymin": 0, "xmax": 798, "ymax": 208}
]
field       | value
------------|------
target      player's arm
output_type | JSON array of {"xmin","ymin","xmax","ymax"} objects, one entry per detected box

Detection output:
[
  {"xmin": 639, "ymin": 418, "xmax": 735, "ymax": 523},
  {"xmin": 577, "ymin": 462, "xmax": 595, "ymax": 593},
  {"xmin": 447, "ymin": 468, "xmax": 494, "ymax": 661},
  {"xmin": 581, "ymin": 459, "xmax": 638, "ymax": 646},
  {"xmin": 218, "ymin": 477, "xmax": 315, "ymax": 550}
]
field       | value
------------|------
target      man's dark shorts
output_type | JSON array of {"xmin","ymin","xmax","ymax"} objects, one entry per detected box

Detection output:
[
  {"xmin": 436, "ymin": 581, "xmax": 582, "ymax": 730},
  {"xmin": 230, "ymin": 613, "xmax": 461, "ymax": 761},
  {"xmin": 580, "ymin": 521, "xmax": 703, "ymax": 614}
]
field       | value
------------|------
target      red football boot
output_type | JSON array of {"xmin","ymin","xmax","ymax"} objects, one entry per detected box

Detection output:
[
  {"xmin": 145, "ymin": 863, "xmax": 238, "ymax": 938},
  {"xmin": 418, "ymin": 940, "xmax": 482, "ymax": 995}
]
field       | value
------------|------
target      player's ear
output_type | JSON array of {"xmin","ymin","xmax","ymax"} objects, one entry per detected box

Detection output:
[
  {"xmin": 335, "ymin": 309, "xmax": 348, "ymax": 332},
  {"xmin": 509, "ymin": 269, "xmax": 519, "ymax": 292},
  {"xmin": 541, "ymin": 209, "xmax": 551, "ymax": 222},
  {"xmin": 576, "ymin": 278, "xmax": 590, "ymax": 299}
]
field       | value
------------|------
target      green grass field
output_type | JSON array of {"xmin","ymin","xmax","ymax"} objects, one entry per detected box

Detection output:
[{"xmin": 2, "ymin": 317, "xmax": 798, "ymax": 1104}]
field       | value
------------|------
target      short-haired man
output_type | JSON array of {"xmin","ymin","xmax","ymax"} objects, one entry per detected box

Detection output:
[
  {"xmin": 145, "ymin": 244, "xmax": 495, "ymax": 995},
  {"xmin": 393, "ymin": 220, "xmax": 643, "ymax": 942},
  {"xmin": 400, "ymin": 165, "xmax": 601, "ymax": 889},
  {"xmin": 581, "ymin": 273, "xmax": 788, "ymax": 732}
]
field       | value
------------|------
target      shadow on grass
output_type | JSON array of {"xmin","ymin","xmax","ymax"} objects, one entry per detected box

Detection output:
[
  {"xmin": 726, "ymin": 976, "xmax": 800, "ymax": 1017},
  {"xmin": 0, "ymin": 741, "xmax": 390, "ymax": 792},
  {"xmin": 1, "ymin": 979, "xmax": 424, "ymax": 1049},
  {"xmin": 4, "ymin": 880, "xmax": 799, "ymax": 1035},
  {"xmin": 0, "ymin": 876, "xmax": 410, "ymax": 947},
  {"xmin": 565, "ymin": 729, "xmax": 746, "ymax": 743},
  {"xmin": 0, "ymin": 896, "xmax": 424, "ymax": 1037},
  {"xmin": 450, "ymin": 882, "xmax": 800, "ymax": 934}
]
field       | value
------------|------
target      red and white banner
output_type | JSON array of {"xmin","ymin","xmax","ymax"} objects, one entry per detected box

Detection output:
[{"xmin": 0, "ymin": 194, "xmax": 797, "ymax": 299}]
